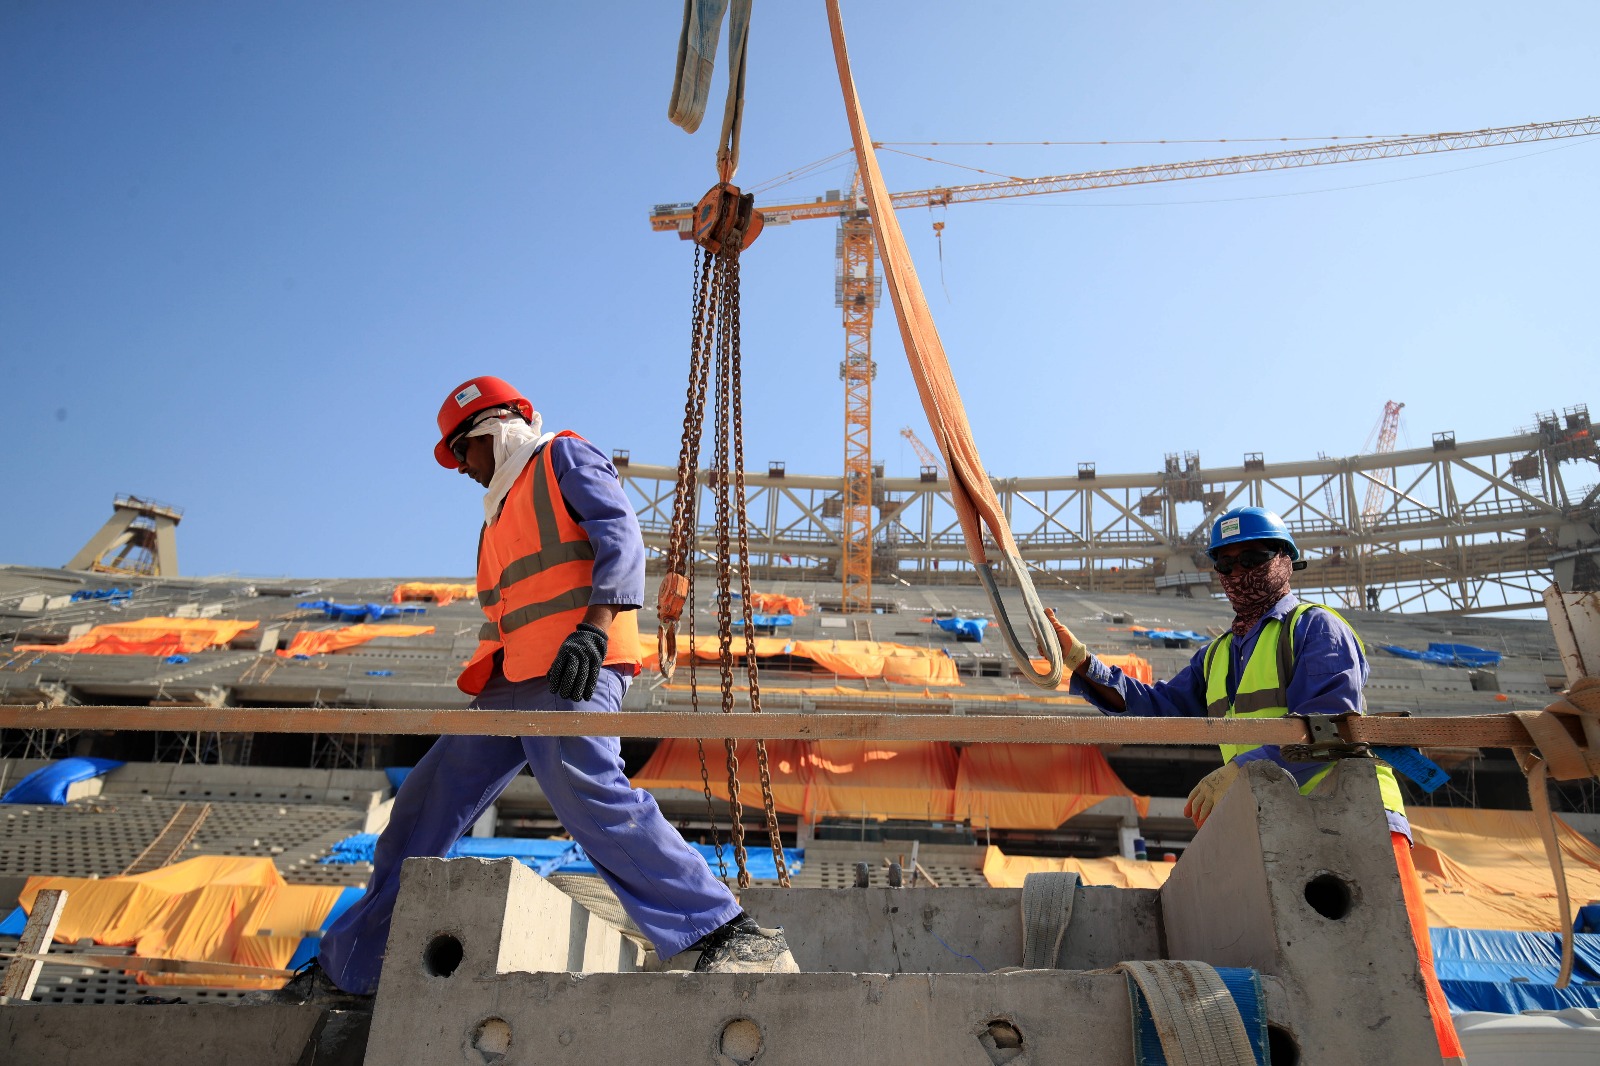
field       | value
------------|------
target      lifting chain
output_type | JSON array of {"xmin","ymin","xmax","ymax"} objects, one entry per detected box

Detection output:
[{"xmin": 657, "ymin": 190, "xmax": 788, "ymax": 890}]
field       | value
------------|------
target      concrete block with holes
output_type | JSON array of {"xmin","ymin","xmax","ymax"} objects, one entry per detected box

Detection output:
[{"xmin": 355, "ymin": 761, "xmax": 1442, "ymax": 1066}]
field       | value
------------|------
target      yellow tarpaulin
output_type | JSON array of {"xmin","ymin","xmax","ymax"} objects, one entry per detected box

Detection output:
[
  {"xmin": 982, "ymin": 846, "xmax": 1177, "ymax": 889},
  {"xmin": 16, "ymin": 617, "xmax": 259, "ymax": 657},
  {"xmin": 1406, "ymin": 808, "xmax": 1600, "ymax": 931},
  {"xmin": 391, "ymin": 582, "xmax": 477, "ymax": 606},
  {"xmin": 278, "ymin": 623, "xmax": 435, "ymax": 658},
  {"xmin": 15, "ymin": 856, "xmax": 343, "ymax": 988}
]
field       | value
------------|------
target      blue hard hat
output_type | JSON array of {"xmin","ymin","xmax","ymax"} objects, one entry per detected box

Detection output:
[{"xmin": 1208, "ymin": 506, "xmax": 1300, "ymax": 561}]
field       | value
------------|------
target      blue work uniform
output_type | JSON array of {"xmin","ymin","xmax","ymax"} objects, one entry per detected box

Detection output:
[
  {"xmin": 1070, "ymin": 593, "xmax": 1411, "ymax": 839},
  {"xmin": 318, "ymin": 436, "xmax": 741, "ymax": 995}
]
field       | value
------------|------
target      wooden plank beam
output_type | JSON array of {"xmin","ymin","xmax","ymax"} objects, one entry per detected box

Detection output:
[
  {"xmin": 0, "ymin": 888, "xmax": 66, "ymax": 1004},
  {"xmin": 0, "ymin": 703, "xmax": 1540, "ymax": 749}
]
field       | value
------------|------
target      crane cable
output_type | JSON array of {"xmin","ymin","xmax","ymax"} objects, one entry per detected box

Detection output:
[
  {"xmin": 661, "ymin": 0, "xmax": 789, "ymax": 890},
  {"xmin": 826, "ymin": 0, "xmax": 1063, "ymax": 689}
]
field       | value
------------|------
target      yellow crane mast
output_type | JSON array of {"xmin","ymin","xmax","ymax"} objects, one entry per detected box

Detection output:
[{"xmin": 649, "ymin": 114, "xmax": 1600, "ymax": 611}]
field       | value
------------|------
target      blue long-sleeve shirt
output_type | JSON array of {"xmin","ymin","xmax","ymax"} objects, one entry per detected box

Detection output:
[
  {"xmin": 1070, "ymin": 593, "xmax": 1408, "ymax": 837},
  {"xmin": 547, "ymin": 434, "xmax": 645, "ymax": 610}
]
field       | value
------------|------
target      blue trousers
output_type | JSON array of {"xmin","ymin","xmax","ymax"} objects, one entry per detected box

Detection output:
[{"xmin": 318, "ymin": 668, "xmax": 741, "ymax": 995}]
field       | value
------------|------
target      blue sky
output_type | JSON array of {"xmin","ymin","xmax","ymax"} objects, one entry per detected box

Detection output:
[{"xmin": 3, "ymin": 2, "xmax": 1595, "ymax": 578}]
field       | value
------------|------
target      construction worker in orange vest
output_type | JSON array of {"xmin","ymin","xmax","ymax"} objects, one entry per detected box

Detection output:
[{"xmin": 259, "ymin": 376, "xmax": 796, "ymax": 1007}]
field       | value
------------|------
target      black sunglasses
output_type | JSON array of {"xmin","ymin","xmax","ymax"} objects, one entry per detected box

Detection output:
[
  {"xmin": 448, "ymin": 409, "xmax": 509, "ymax": 463},
  {"xmin": 1212, "ymin": 547, "xmax": 1282, "ymax": 575}
]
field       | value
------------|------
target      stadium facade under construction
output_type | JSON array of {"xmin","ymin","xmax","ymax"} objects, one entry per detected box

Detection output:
[{"xmin": 2, "ymin": 408, "xmax": 1597, "ymax": 1065}]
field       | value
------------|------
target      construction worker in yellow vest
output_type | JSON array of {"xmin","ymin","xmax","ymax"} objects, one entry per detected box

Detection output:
[{"xmin": 1046, "ymin": 505, "xmax": 1465, "ymax": 1064}]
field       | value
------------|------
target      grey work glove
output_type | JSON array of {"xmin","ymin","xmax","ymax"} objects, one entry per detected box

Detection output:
[{"xmin": 548, "ymin": 622, "xmax": 607, "ymax": 702}]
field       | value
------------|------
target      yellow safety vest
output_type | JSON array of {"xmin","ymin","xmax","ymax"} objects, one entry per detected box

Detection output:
[{"xmin": 1203, "ymin": 602, "xmax": 1405, "ymax": 816}]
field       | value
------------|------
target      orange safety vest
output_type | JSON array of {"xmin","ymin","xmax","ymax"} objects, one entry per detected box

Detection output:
[{"xmin": 457, "ymin": 431, "xmax": 641, "ymax": 695}]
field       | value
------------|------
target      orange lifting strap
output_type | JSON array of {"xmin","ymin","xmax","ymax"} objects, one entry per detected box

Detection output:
[{"xmin": 825, "ymin": 0, "xmax": 1062, "ymax": 689}]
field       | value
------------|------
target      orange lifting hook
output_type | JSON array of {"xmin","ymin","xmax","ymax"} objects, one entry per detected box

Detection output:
[{"xmin": 655, "ymin": 571, "xmax": 691, "ymax": 681}]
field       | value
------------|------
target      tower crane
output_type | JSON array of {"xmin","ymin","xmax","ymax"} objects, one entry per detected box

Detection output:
[
  {"xmin": 1361, "ymin": 401, "xmax": 1408, "ymax": 522},
  {"xmin": 901, "ymin": 425, "xmax": 946, "ymax": 478},
  {"xmin": 649, "ymin": 115, "xmax": 1600, "ymax": 611}
]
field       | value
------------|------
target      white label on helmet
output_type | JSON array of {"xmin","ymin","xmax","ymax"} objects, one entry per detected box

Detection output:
[
  {"xmin": 1220, "ymin": 517, "xmax": 1241, "ymax": 539},
  {"xmin": 454, "ymin": 384, "xmax": 481, "ymax": 407}
]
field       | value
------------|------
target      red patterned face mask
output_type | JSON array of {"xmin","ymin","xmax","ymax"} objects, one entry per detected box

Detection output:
[{"xmin": 1218, "ymin": 552, "xmax": 1293, "ymax": 638}]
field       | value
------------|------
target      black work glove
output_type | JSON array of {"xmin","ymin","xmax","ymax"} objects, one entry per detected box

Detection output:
[{"xmin": 548, "ymin": 622, "xmax": 607, "ymax": 702}]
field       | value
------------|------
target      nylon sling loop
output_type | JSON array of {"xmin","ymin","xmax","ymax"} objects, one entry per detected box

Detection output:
[
  {"xmin": 668, "ymin": 0, "xmax": 751, "ymax": 184},
  {"xmin": 825, "ymin": 0, "xmax": 1063, "ymax": 689},
  {"xmin": 659, "ymin": 0, "xmax": 788, "ymax": 891}
]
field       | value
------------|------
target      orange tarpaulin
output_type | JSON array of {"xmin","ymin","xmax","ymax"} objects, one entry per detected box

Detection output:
[
  {"xmin": 956, "ymin": 744, "xmax": 1149, "ymax": 830},
  {"xmin": 748, "ymin": 593, "xmax": 809, "ymax": 617},
  {"xmin": 983, "ymin": 847, "xmax": 1176, "ymax": 890},
  {"xmin": 643, "ymin": 635, "xmax": 961, "ymax": 687},
  {"xmin": 804, "ymin": 740, "xmax": 958, "ymax": 822},
  {"xmin": 15, "ymin": 856, "xmax": 344, "ymax": 989},
  {"xmin": 629, "ymin": 738, "xmax": 812, "ymax": 813},
  {"xmin": 1406, "ymin": 808, "xmax": 1600, "ymax": 931},
  {"xmin": 278, "ymin": 623, "xmax": 435, "ymax": 657},
  {"xmin": 1031, "ymin": 654, "xmax": 1153, "ymax": 688},
  {"xmin": 634, "ymin": 739, "xmax": 1143, "ymax": 829},
  {"xmin": 391, "ymin": 582, "xmax": 477, "ymax": 606},
  {"xmin": 16, "ymin": 616, "xmax": 259, "ymax": 657}
]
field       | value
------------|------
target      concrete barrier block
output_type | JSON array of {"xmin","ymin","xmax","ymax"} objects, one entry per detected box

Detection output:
[{"xmin": 1160, "ymin": 760, "xmax": 1442, "ymax": 1064}]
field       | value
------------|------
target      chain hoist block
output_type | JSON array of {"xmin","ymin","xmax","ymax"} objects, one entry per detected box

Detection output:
[{"xmin": 691, "ymin": 182, "xmax": 763, "ymax": 254}]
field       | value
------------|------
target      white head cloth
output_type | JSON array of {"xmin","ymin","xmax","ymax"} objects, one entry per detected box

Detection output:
[{"xmin": 464, "ymin": 410, "xmax": 556, "ymax": 523}]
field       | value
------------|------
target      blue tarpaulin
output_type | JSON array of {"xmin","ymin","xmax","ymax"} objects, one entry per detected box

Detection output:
[
  {"xmin": 1431, "ymin": 928, "xmax": 1600, "ymax": 1013},
  {"xmin": 934, "ymin": 617, "xmax": 988, "ymax": 642},
  {"xmin": 1432, "ymin": 928, "xmax": 1600, "ymax": 985},
  {"xmin": 285, "ymin": 885, "xmax": 364, "ymax": 971},
  {"xmin": 2, "ymin": 758, "xmax": 124, "ymax": 805},
  {"xmin": 1440, "ymin": 979, "xmax": 1600, "ymax": 1014},
  {"xmin": 318, "ymin": 832, "xmax": 804, "ymax": 881},
  {"xmin": 1132, "ymin": 629, "xmax": 1210, "ymax": 643},
  {"xmin": 384, "ymin": 767, "xmax": 412, "ymax": 791},
  {"xmin": 298, "ymin": 601, "xmax": 427, "ymax": 623},
  {"xmin": 1380, "ymin": 642, "xmax": 1503, "ymax": 667},
  {"xmin": 70, "ymin": 588, "xmax": 132, "ymax": 603},
  {"xmin": 732, "ymin": 614, "xmax": 794, "ymax": 628}
]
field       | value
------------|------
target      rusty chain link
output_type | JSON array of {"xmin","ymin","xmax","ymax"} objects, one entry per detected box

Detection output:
[
  {"xmin": 662, "ymin": 201, "xmax": 787, "ymax": 890},
  {"xmin": 727, "ymin": 251, "xmax": 791, "ymax": 887}
]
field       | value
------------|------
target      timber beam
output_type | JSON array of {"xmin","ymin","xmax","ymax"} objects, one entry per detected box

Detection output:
[{"xmin": 0, "ymin": 704, "xmax": 1542, "ymax": 749}]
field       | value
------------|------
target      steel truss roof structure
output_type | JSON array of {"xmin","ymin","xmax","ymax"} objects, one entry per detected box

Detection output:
[{"xmin": 617, "ymin": 407, "xmax": 1599, "ymax": 613}]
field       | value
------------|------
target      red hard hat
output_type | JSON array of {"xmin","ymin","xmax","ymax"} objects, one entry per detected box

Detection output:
[{"xmin": 433, "ymin": 376, "xmax": 533, "ymax": 468}]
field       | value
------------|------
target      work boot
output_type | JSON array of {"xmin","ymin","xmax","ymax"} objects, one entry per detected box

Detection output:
[
  {"xmin": 691, "ymin": 913, "xmax": 800, "ymax": 974},
  {"xmin": 239, "ymin": 958, "xmax": 374, "ymax": 1010}
]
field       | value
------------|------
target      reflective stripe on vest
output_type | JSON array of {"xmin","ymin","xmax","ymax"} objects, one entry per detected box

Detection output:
[
  {"xmin": 1202, "ymin": 602, "xmax": 1405, "ymax": 816},
  {"xmin": 458, "ymin": 432, "xmax": 641, "ymax": 694}
]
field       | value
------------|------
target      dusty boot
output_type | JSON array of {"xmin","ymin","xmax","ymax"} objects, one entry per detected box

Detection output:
[{"xmin": 691, "ymin": 914, "xmax": 800, "ymax": 974}]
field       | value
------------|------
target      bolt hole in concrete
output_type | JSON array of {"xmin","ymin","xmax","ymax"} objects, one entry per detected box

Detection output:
[
  {"xmin": 1266, "ymin": 1023, "xmax": 1301, "ymax": 1065},
  {"xmin": 468, "ymin": 1016, "xmax": 512, "ymax": 1065},
  {"xmin": 423, "ymin": 932, "xmax": 465, "ymax": 977},
  {"xmin": 1303, "ymin": 872, "xmax": 1355, "ymax": 921},
  {"xmin": 718, "ymin": 1018, "xmax": 763, "ymax": 1065},
  {"xmin": 978, "ymin": 1019, "xmax": 1024, "ymax": 1065}
]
